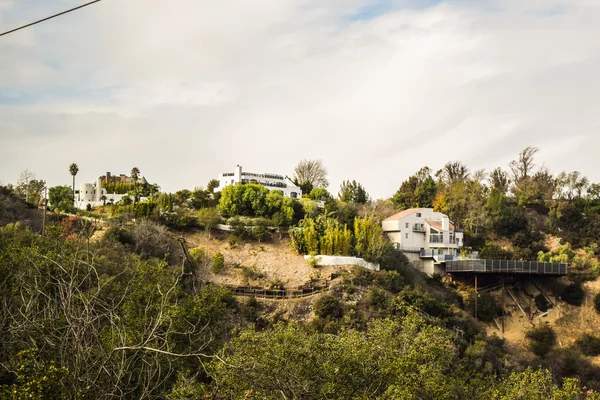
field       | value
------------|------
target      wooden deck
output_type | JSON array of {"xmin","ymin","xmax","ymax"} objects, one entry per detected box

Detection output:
[{"xmin": 445, "ymin": 259, "xmax": 568, "ymax": 276}]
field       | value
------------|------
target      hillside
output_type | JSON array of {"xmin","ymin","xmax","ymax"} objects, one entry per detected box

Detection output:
[{"xmin": 183, "ymin": 230, "xmax": 348, "ymax": 288}]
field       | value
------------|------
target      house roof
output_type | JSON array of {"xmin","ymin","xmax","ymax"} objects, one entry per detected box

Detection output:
[
  {"xmin": 383, "ymin": 208, "xmax": 423, "ymax": 222},
  {"xmin": 426, "ymin": 220, "xmax": 455, "ymax": 232}
]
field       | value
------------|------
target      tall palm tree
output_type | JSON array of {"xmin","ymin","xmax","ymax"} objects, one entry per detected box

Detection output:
[
  {"xmin": 130, "ymin": 167, "xmax": 141, "ymax": 203},
  {"xmin": 131, "ymin": 167, "xmax": 140, "ymax": 183},
  {"xmin": 69, "ymin": 163, "xmax": 79, "ymax": 204}
]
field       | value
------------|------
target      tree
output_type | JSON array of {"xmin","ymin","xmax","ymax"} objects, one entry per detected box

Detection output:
[
  {"xmin": 490, "ymin": 168, "xmax": 510, "ymax": 194},
  {"xmin": 392, "ymin": 167, "xmax": 437, "ymax": 209},
  {"xmin": 509, "ymin": 146, "xmax": 539, "ymax": 183},
  {"xmin": 48, "ymin": 186, "xmax": 76, "ymax": 213},
  {"xmin": 197, "ymin": 208, "xmax": 222, "ymax": 239},
  {"xmin": 437, "ymin": 161, "xmax": 470, "ymax": 184},
  {"xmin": 130, "ymin": 167, "xmax": 140, "ymax": 183},
  {"xmin": 206, "ymin": 179, "xmax": 220, "ymax": 193},
  {"xmin": 338, "ymin": 180, "xmax": 369, "ymax": 204},
  {"xmin": 69, "ymin": 163, "xmax": 79, "ymax": 205},
  {"xmin": 15, "ymin": 169, "xmax": 45, "ymax": 206},
  {"xmin": 293, "ymin": 159, "xmax": 328, "ymax": 194}
]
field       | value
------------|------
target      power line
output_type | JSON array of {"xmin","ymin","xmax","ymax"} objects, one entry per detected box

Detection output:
[{"xmin": 0, "ymin": 0, "xmax": 103, "ymax": 38}]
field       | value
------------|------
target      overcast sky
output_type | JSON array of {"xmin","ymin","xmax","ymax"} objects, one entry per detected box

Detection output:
[{"xmin": 1, "ymin": 0, "xmax": 599, "ymax": 199}]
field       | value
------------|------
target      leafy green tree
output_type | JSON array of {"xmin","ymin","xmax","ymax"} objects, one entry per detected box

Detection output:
[
  {"xmin": 354, "ymin": 216, "xmax": 388, "ymax": 262},
  {"xmin": 69, "ymin": 163, "xmax": 78, "ymax": 205},
  {"xmin": 48, "ymin": 186, "xmax": 76, "ymax": 213},
  {"xmin": 219, "ymin": 183, "xmax": 270, "ymax": 217},
  {"xmin": 174, "ymin": 189, "xmax": 192, "ymax": 206},
  {"xmin": 211, "ymin": 313, "xmax": 464, "ymax": 399},
  {"xmin": 206, "ymin": 179, "xmax": 220, "ymax": 193},
  {"xmin": 392, "ymin": 167, "xmax": 436, "ymax": 209},
  {"xmin": 490, "ymin": 367, "xmax": 582, "ymax": 400},
  {"xmin": 338, "ymin": 180, "xmax": 369, "ymax": 204},
  {"xmin": 197, "ymin": 207, "xmax": 222, "ymax": 238}
]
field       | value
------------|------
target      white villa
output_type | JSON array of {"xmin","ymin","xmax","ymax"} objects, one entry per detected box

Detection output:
[
  {"xmin": 76, "ymin": 177, "xmax": 127, "ymax": 209},
  {"xmin": 382, "ymin": 208, "xmax": 465, "ymax": 275},
  {"xmin": 215, "ymin": 165, "xmax": 303, "ymax": 199}
]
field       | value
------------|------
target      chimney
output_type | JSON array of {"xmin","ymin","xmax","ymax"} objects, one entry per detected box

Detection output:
[
  {"xmin": 442, "ymin": 216, "xmax": 449, "ymax": 231},
  {"xmin": 106, "ymin": 172, "xmax": 111, "ymax": 185}
]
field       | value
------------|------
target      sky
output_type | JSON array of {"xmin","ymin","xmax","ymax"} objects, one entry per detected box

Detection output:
[{"xmin": 1, "ymin": 0, "xmax": 599, "ymax": 199}]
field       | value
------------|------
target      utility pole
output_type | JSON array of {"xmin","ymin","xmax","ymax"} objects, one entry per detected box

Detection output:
[
  {"xmin": 474, "ymin": 273, "xmax": 478, "ymax": 320},
  {"xmin": 42, "ymin": 186, "xmax": 47, "ymax": 236},
  {"xmin": 501, "ymin": 276, "xmax": 505, "ymax": 337}
]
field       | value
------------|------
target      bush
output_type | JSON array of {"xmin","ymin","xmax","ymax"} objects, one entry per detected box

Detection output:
[
  {"xmin": 561, "ymin": 283, "xmax": 585, "ymax": 306},
  {"xmin": 525, "ymin": 323, "xmax": 556, "ymax": 357},
  {"xmin": 594, "ymin": 293, "xmax": 600, "ymax": 314},
  {"xmin": 103, "ymin": 227, "xmax": 133, "ymax": 245},
  {"xmin": 131, "ymin": 220, "xmax": 171, "ymax": 259},
  {"xmin": 212, "ymin": 251, "xmax": 225, "ymax": 273},
  {"xmin": 313, "ymin": 294, "xmax": 343, "ymax": 319},
  {"xmin": 376, "ymin": 270, "xmax": 404, "ymax": 293},
  {"xmin": 241, "ymin": 265, "xmax": 264, "ymax": 280},
  {"xmin": 189, "ymin": 246, "xmax": 206, "ymax": 264},
  {"xmin": 575, "ymin": 334, "xmax": 600, "ymax": 357},
  {"xmin": 365, "ymin": 287, "xmax": 391, "ymax": 310}
]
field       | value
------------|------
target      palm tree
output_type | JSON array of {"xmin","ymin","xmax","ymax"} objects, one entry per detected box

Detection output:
[
  {"xmin": 131, "ymin": 167, "xmax": 140, "ymax": 183},
  {"xmin": 69, "ymin": 163, "xmax": 79, "ymax": 204}
]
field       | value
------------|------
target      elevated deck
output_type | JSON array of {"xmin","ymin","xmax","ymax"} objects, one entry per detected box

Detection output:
[{"xmin": 446, "ymin": 259, "xmax": 568, "ymax": 276}]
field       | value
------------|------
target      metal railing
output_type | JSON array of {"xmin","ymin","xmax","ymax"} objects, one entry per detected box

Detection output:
[
  {"xmin": 413, "ymin": 224, "xmax": 426, "ymax": 232},
  {"xmin": 429, "ymin": 234, "xmax": 457, "ymax": 245},
  {"xmin": 445, "ymin": 260, "xmax": 568, "ymax": 275}
]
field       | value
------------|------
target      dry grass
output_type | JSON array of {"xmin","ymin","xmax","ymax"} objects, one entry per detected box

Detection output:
[{"xmin": 184, "ymin": 230, "xmax": 347, "ymax": 288}]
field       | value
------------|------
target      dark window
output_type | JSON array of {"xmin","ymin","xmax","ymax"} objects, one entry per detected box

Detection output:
[{"xmin": 416, "ymin": 213, "xmax": 421, "ymax": 217}]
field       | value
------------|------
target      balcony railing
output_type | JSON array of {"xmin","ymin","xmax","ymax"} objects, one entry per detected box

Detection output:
[
  {"xmin": 429, "ymin": 234, "xmax": 457, "ymax": 244},
  {"xmin": 413, "ymin": 223, "xmax": 425, "ymax": 232}
]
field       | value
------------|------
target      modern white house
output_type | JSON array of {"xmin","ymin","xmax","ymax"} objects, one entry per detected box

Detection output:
[
  {"xmin": 215, "ymin": 165, "xmax": 303, "ymax": 199},
  {"xmin": 76, "ymin": 178, "xmax": 127, "ymax": 209},
  {"xmin": 382, "ymin": 208, "xmax": 465, "ymax": 275}
]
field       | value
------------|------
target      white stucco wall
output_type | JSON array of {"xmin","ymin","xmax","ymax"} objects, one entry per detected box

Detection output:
[
  {"xmin": 304, "ymin": 255, "xmax": 380, "ymax": 271},
  {"xmin": 216, "ymin": 165, "xmax": 302, "ymax": 198}
]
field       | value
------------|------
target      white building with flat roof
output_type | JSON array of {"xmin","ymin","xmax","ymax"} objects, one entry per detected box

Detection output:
[
  {"xmin": 382, "ymin": 208, "xmax": 464, "ymax": 275},
  {"xmin": 76, "ymin": 177, "xmax": 127, "ymax": 209},
  {"xmin": 215, "ymin": 165, "xmax": 303, "ymax": 199}
]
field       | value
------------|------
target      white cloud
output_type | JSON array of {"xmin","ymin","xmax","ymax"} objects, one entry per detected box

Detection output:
[{"xmin": 1, "ymin": 0, "xmax": 599, "ymax": 198}]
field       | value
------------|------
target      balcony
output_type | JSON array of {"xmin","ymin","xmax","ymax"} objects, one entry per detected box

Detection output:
[
  {"xmin": 413, "ymin": 223, "xmax": 426, "ymax": 232},
  {"xmin": 429, "ymin": 234, "xmax": 458, "ymax": 246}
]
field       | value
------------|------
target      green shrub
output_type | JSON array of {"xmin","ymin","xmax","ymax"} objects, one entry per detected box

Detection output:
[
  {"xmin": 104, "ymin": 227, "xmax": 133, "ymax": 245},
  {"xmin": 365, "ymin": 287, "xmax": 391, "ymax": 310},
  {"xmin": 594, "ymin": 293, "xmax": 600, "ymax": 314},
  {"xmin": 212, "ymin": 251, "xmax": 225, "ymax": 273},
  {"xmin": 525, "ymin": 323, "xmax": 556, "ymax": 357},
  {"xmin": 376, "ymin": 270, "xmax": 404, "ymax": 293},
  {"xmin": 561, "ymin": 283, "xmax": 585, "ymax": 306},
  {"xmin": 575, "ymin": 334, "xmax": 600, "ymax": 356},
  {"xmin": 241, "ymin": 265, "xmax": 264, "ymax": 280},
  {"xmin": 307, "ymin": 254, "xmax": 321, "ymax": 268},
  {"xmin": 189, "ymin": 246, "xmax": 206, "ymax": 264},
  {"xmin": 313, "ymin": 294, "xmax": 343, "ymax": 319}
]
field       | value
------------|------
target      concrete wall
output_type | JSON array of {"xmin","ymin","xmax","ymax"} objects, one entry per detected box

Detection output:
[
  {"xmin": 216, "ymin": 165, "xmax": 302, "ymax": 198},
  {"xmin": 304, "ymin": 255, "xmax": 380, "ymax": 271}
]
